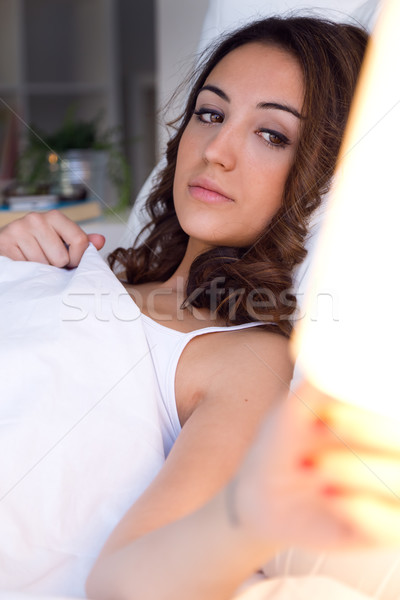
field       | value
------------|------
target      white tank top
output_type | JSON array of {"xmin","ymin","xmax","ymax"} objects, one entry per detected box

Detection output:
[{"xmin": 141, "ymin": 313, "xmax": 265, "ymax": 455}]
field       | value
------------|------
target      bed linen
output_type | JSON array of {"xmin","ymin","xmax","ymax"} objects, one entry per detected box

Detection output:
[
  {"xmin": 0, "ymin": 245, "xmax": 165, "ymax": 596},
  {"xmin": 0, "ymin": 575, "xmax": 376, "ymax": 600},
  {"xmin": 235, "ymin": 574, "xmax": 375, "ymax": 599}
]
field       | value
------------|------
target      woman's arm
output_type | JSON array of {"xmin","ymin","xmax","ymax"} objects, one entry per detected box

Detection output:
[
  {"xmin": 86, "ymin": 330, "xmax": 293, "ymax": 600},
  {"xmin": 87, "ymin": 377, "xmax": 400, "ymax": 600},
  {"xmin": 87, "ymin": 484, "xmax": 275, "ymax": 600},
  {"xmin": 87, "ymin": 343, "xmax": 400, "ymax": 600},
  {"xmin": 0, "ymin": 210, "xmax": 105, "ymax": 266}
]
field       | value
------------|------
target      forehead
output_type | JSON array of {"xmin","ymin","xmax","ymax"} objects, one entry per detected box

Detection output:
[{"xmin": 204, "ymin": 42, "xmax": 304, "ymax": 106}]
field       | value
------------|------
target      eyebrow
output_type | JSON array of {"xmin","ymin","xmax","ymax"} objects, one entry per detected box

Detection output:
[
  {"xmin": 198, "ymin": 84, "xmax": 303, "ymax": 119},
  {"xmin": 257, "ymin": 101, "xmax": 303, "ymax": 120}
]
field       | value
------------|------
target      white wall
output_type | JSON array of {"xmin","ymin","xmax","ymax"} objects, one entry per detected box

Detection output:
[{"xmin": 155, "ymin": 0, "xmax": 209, "ymax": 156}]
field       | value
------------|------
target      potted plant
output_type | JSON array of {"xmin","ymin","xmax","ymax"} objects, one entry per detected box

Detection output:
[{"xmin": 15, "ymin": 109, "xmax": 132, "ymax": 212}]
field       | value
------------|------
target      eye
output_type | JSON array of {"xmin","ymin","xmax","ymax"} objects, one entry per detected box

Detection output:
[
  {"xmin": 194, "ymin": 108, "xmax": 224, "ymax": 124},
  {"xmin": 258, "ymin": 129, "xmax": 290, "ymax": 149}
]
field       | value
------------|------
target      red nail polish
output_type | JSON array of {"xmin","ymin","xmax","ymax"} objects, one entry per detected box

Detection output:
[
  {"xmin": 299, "ymin": 457, "xmax": 315, "ymax": 469},
  {"xmin": 322, "ymin": 484, "xmax": 341, "ymax": 497},
  {"xmin": 314, "ymin": 417, "xmax": 328, "ymax": 430}
]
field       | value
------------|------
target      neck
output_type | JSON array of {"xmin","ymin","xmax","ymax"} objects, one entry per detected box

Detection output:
[{"xmin": 164, "ymin": 237, "xmax": 212, "ymax": 292}]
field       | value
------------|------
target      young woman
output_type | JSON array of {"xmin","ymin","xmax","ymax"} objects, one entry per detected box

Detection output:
[{"xmin": 0, "ymin": 17, "xmax": 369, "ymax": 599}]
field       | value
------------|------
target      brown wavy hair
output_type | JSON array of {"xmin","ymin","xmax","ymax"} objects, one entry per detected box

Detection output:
[{"xmin": 109, "ymin": 17, "xmax": 368, "ymax": 336}]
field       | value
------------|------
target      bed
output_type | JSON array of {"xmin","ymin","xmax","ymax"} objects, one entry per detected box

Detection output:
[{"xmin": 2, "ymin": 1, "xmax": 398, "ymax": 598}]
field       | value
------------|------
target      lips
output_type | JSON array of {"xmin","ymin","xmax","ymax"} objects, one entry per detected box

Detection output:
[{"xmin": 188, "ymin": 177, "xmax": 234, "ymax": 204}]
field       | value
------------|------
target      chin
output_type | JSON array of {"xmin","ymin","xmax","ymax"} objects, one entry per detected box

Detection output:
[{"xmin": 181, "ymin": 225, "xmax": 249, "ymax": 249}]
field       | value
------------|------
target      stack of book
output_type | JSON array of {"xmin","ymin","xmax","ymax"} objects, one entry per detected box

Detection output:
[{"xmin": 0, "ymin": 195, "xmax": 103, "ymax": 227}]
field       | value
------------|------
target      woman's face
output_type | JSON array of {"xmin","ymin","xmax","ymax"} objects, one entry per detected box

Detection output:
[{"xmin": 173, "ymin": 42, "xmax": 304, "ymax": 249}]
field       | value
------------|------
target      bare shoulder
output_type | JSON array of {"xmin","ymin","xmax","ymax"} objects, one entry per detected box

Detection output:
[
  {"xmin": 176, "ymin": 325, "xmax": 293, "ymax": 426},
  {"xmin": 193, "ymin": 325, "xmax": 292, "ymax": 381},
  {"xmin": 206, "ymin": 326, "xmax": 293, "ymax": 395},
  {"xmin": 222, "ymin": 324, "xmax": 292, "ymax": 361}
]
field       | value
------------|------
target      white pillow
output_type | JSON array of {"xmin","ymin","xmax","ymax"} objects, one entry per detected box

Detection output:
[
  {"xmin": 198, "ymin": 0, "xmax": 381, "ymax": 54},
  {"xmin": 0, "ymin": 245, "xmax": 165, "ymax": 597}
]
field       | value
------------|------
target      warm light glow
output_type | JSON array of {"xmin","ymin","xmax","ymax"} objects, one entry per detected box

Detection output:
[
  {"xmin": 292, "ymin": 0, "xmax": 400, "ymax": 419},
  {"xmin": 48, "ymin": 152, "xmax": 59, "ymax": 165}
]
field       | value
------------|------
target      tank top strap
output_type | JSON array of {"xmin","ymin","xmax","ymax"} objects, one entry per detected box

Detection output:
[{"xmin": 141, "ymin": 315, "xmax": 267, "ymax": 454}]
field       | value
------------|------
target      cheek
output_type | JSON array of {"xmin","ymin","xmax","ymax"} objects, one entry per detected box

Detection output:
[
  {"xmin": 173, "ymin": 140, "xmax": 187, "ymax": 200},
  {"xmin": 245, "ymin": 161, "xmax": 294, "ymax": 235},
  {"xmin": 176, "ymin": 123, "xmax": 196, "ymax": 164},
  {"xmin": 173, "ymin": 152, "xmax": 191, "ymax": 227},
  {"xmin": 252, "ymin": 161, "xmax": 290, "ymax": 208},
  {"xmin": 174, "ymin": 129, "xmax": 193, "ymax": 187}
]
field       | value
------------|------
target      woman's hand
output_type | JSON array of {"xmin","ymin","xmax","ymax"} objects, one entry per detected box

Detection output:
[
  {"xmin": 0, "ymin": 210, "xmax": 105, "ymax": 267},
  {"xmin": 231, "ymin": 380, "xmax": 400, "ymax": 551}
]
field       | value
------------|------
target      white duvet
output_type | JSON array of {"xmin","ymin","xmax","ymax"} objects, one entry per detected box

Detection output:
[
  {"xmin": 1, "ymin": 246, "xmax": 398, "ymax": 600},
  {"xmin": 0, "ymin": 245, "xmax": 165, "ymax": 596}
]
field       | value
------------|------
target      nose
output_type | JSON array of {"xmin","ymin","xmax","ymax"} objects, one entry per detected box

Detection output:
[{"xmin": 202, "ymin": 123, "xmax": 238, "ymax": 170}]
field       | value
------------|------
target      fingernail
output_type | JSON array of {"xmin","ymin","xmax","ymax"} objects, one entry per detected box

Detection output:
[
  {"xmin": 314, "ymin": 415, "xmax": 331, "ymax": 430},
  {"xmin": 322, "ymin": 485, "xmax": 341, "ymax": 497},
  {"xmin": 299, "ymin": 457, "xmax": 315, "ymax": 469}
]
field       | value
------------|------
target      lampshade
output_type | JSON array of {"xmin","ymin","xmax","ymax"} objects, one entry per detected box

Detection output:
[{"xmin": 291, "ymin": 0, "xmax": 400, "ymax": 419}]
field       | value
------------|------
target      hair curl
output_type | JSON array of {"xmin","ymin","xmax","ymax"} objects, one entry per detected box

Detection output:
[{"xmin": 109, "ymin": 17, "xmax": 368, "ymax": 336}]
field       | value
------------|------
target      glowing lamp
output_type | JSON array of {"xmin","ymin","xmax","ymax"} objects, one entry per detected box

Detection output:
[{"xmin": 292, "ymin": 0, "xmax": 400, "ymax": 419}]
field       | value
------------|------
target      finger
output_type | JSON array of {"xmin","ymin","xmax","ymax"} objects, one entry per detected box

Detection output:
[
  {"xmin": 293, "ymin": 381, "xmax": 400, "ymax": 452},
  {"xmin": 29, "ymin": 224, "xmax": 71, "ymax": 268},
  {"xmin": 0, "ymin": 243, "xmax": 27, "ymax": 261},
  {"xmin": 317, "ymin": 450, "xmax": 400, "ymax": 500},
  {"xmin": 65, "ymin": 235, "xmax": 90, "ymax": 268},
  {"xmin": 0, "ymin": 216, "xmax": 52, "ymax": 263},
  {"xmin": 40, "ymin": 210, "xmax": 90, "ymax": 267},
  {"xmin": 17, "ymin": 238, "xmax": 51, "ymax": 265},
  {"xmin": 321, "ymin": 403, "xmax": 400, "ymax": 453},
  {"xmin": 328, "ymin": 493, "xmax": 400, "ymax": 546},
  {"xmin": 87, "ymin": 233, "xmax": 106, "ymax": 251},
  {"xmin": 15, "ymin": 211, "xmax": 71, "ymax": 267}
]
